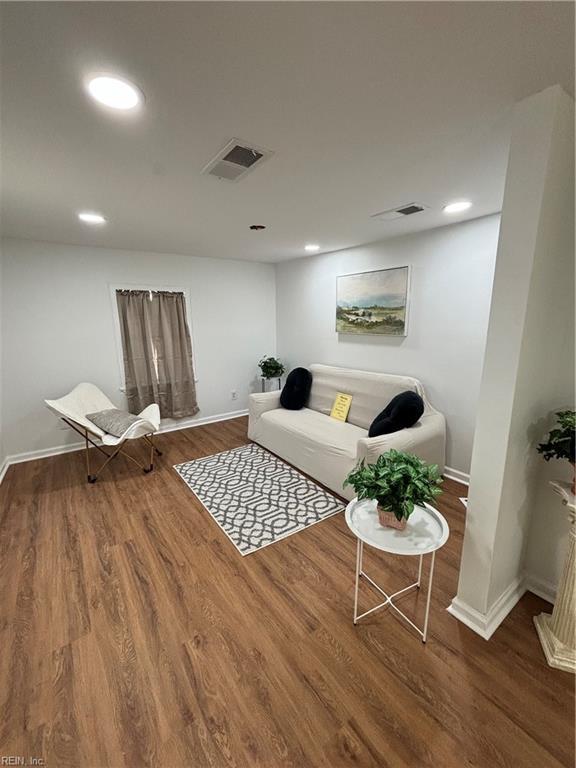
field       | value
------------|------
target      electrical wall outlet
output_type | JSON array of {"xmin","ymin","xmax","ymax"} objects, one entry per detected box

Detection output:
[{"xmin": 231, "ymin": 390, "xmax": 238, "ymax": 400}]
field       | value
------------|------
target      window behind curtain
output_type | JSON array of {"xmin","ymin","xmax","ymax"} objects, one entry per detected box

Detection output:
[{"xmin": 116, "ymin": 289, "xmax": 199, "ymax": 419}]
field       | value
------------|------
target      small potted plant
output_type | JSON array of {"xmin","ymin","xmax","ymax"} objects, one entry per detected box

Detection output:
[
  {"xmin": 258, "ymin": 356, "xmax": 285, "ymax": 380},
  {"xmin": 537, "ymin": 410, "xmax": 576, "ymax": 494},
  {"xmin": 344, "ymin": 449, "xmax": 443, "ymax": 530}
]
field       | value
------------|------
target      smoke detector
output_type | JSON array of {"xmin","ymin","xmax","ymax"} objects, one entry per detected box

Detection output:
[
  {"xmin": 202, "ymin": 138, "xmax": 274, "ymax": 182},
  {"xmin": 371, "ymin": 202, "xmax": 428, "ymax": 221}
]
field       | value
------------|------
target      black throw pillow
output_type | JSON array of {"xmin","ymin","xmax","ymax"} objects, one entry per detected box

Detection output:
[
  {"xmin": 368, "ymin": 391, "xmax": 424, "ymax": 438},
  {"xmin": 280, "ymin": 367, "xmax": 313, "ymax": 410}
]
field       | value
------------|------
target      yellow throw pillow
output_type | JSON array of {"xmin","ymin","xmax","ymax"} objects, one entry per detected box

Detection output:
[{"xmin": 330, "ymin": 393, "xmax": 353, "ymax": 422}]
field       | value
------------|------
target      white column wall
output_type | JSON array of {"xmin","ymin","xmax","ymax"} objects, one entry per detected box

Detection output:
[{"xmin": 450, "ymin": 85, "xmax": 575, "ymax": 636}]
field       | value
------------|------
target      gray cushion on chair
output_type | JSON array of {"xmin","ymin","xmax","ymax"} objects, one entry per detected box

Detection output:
[{"xmin": 86, "ymin": 408, "xmax": 141, "ymax": 437}]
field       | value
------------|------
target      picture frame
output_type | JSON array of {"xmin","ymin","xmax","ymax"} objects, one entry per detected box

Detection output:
[{"xmin": 336, "ymin": 265, "xmax": 410, "ymax": 336}]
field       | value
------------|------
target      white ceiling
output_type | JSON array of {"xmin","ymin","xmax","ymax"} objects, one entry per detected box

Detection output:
[{"xmin": 1, "ymin": 2, "xmax": 574, "ymax": 262}]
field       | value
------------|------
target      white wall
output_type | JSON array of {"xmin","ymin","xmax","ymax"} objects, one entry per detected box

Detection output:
[
  {"xmin": 505, "ymin": 86, "xmax": 575, "ymax": 602},
  {"xmin": 450, "ymin": 86, "xmax": 574, "ymax": 636},
  {"xmin": 1, "ymin": 238, "xmax": 276, "ymax": 458},
  {"xmin": 275, "ymin": 216, "xmax": 500, "ymax": 473},
  {"xmin": 1, "ymin": 219, "xmax": 500, "ymax": 473},
  {"xmin": 524, "ymin": 457, "xmax": 573, "ymax": 600},
  {"xmin": 490, "ymin": 87, "xmax": 574, "ymax": 606}
]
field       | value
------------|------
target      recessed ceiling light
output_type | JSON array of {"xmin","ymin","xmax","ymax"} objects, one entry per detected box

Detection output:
[
  {"xmin": 86, "ymin": 75, "xmax": 143, "ymax": 111},
  {"xmin": 78, "ymin": 211, "xmax": 107, "ymax": 225},
  {"xmin": 305, "ymin": 244, "xmax": 320, "ymax": 252},
  {"xmin": 443, "ymin": 201, "xmax": 472, "ymax": 214}
]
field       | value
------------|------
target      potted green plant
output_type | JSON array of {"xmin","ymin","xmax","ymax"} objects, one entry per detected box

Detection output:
[
  {"xmin": 537, "ymin": 410, "xmax": 576, "ymax": 494},
  {"xmin": 344, "ymin": 449, "xmax": 443, "ymax": 530},
  {"xmin": 258, "ymin": 356, "xmax": 285, "ymax": 380}
]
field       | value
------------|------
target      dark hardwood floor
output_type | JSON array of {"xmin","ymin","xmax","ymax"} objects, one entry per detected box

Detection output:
[{"xmin": 0, "ymin": 417, "xmax": 573, "ymax": 767}]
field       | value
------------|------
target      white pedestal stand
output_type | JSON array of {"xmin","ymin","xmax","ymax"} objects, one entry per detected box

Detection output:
[
  {"xmin": 533, "ymin": 480, "xmax": 576, "ymax": 673},
  {"xmin": 260, "ymin": 377, "xmax": 282, "ymax": 392}
]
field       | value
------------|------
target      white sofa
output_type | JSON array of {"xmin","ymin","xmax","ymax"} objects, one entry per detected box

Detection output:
[{"xmin": 248, "ymin": 364, "xmax": 446, "ymax": 501}]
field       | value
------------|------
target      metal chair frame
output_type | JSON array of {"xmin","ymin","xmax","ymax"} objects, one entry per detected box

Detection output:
[{"xmin": 61, "ymin": 417, "xmax": 163, "ymax": 483}]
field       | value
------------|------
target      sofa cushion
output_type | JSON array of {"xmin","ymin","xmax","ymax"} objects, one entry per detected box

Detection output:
[
  {"xmin": 261, "ymin": 408, "xmax": 366, "ymax": 457},
  {"xmin": 255, "ymin": 408, "xmax": 366, "ymax": 501},
  {"xmin": 308, "ymin": 364, "xmax": 426, "ymax": 430},
  {"xmin": 280, "ymin": 367, "xmax": 313, "ymax": 410},
  {"xmin": 368, "ymin": 391, "xmax": 424, "ymax": 437},
  {"xmin": 86, "ymin": 408, "xmax": 140, "ymax": 437}
]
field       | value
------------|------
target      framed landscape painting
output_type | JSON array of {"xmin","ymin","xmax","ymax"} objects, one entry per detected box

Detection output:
[{"xmin": 336, "ymin": 266, "xmax": 410, "ymax": 336}]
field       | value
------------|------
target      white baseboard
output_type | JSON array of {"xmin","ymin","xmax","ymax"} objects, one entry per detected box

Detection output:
[
  {"xmin": 443, "ymin": 466, "xmax": 470, "ymax": 485},
  {"xmin": 524, "ymin": 572, "xmax": 557, "ymax": 605},
  {"xmin": 0, "ymin": 408, "xmax": 249, "ymax": 481},
  {"xmin": 447, "ymin": 576, "xmax": 526, "ymax": 640},
  {"xmin": 156, "ymin": 408, "xmax": 248, "ymax": 435},
  {"xmin": 6, "ymin": 440, "xmax": 87, "ymax": 467},
  {"xmin": 0, "ymin": 456, "xmax": 9, "ymax": 485},
  {"xmin": 447, "ymin": 569, "xmax": 557, "ymax": 640}
]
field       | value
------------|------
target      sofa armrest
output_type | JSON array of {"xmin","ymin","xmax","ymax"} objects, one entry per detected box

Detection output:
[
  {"xmin": 356, "ymin": 412, "xmax": 446, "ymax": 471},
  {"xmin": 249, "ymin": 390, "xmax": 281, "ymax": 419},
  {"xmin": 248, "ymin": 391, "xmax": 281, "ymax": 440}
]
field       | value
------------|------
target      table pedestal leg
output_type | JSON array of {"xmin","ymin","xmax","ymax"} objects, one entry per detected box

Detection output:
[
  {"xmin": 353, "ymin": 539, "xmax": 363, "ymax": 624},
  {"xmin": 353, "ymin": 545, "xmax": 437, "ymax": 642},
  {"xmin": 422, "ymin": 550, "xmax": 436, "ymax": 643}
]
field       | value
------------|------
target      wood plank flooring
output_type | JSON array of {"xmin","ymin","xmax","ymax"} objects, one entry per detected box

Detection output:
[{"xmin": 0, "ymin": 416, "xmax": 573, "ymax": 767}]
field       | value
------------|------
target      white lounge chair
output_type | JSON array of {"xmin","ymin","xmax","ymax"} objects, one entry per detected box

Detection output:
[{"xmin": 45, "ymin": 382, "xmax": 161, "ymax": 483}]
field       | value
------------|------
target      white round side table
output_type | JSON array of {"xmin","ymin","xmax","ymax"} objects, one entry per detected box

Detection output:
[{"xmin": 345, "ymin": 497, "xmax": 449, "ymax": 643}]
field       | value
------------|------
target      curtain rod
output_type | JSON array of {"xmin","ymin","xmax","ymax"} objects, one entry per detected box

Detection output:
[{"xmin": 115, "ymin": 289, "xmax": 185, "ymax": 296}]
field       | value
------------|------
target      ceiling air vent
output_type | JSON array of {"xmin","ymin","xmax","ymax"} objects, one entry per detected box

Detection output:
[
  {"xmin": 371, "ymin": 202, "xmax": 428, "ymax": 221},
  {"xmin": 202, "ymin": 138, "xmax": 274, "ymax": 182}
]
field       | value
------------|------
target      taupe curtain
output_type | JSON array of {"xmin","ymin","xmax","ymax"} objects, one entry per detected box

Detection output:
[{"xmin": 116, "ymin": 290, "xmax": 199, "ymax": 419}]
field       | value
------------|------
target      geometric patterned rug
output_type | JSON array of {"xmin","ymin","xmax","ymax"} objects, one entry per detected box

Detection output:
[{"xmin": 174, "ymin": 443, "xmax": 345, "ymax": 555}]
